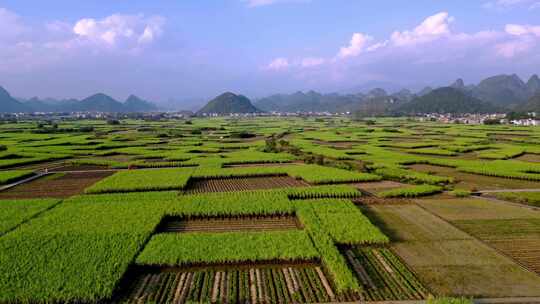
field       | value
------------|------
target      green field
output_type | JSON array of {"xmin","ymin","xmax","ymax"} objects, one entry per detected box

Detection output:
[{"xmin": 1, "ymin": 117, "xmax": 540, "ymax": 302}]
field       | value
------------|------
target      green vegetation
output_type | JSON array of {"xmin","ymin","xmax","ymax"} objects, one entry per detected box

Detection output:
[
  {"xmin": 0, "ymin": 170, "xmax": 34, "ymax": 185},
  {"xmin": 137, "ymin": 231, "xmax": 318, "ymax": 265},
  {"xmin": 3, "ymin": 117, "xmax": 540, "ymax": 303},
  {"xmin": 85, "ymin": 168, "xmax": 194, "ymax": 193},
  {"xmin": 0, "ymin": 199, "xmax": 59, "ymax": 234},
  {"xmin": 378, "ymin": 185, "xmax": 443, "ymax": 198}
]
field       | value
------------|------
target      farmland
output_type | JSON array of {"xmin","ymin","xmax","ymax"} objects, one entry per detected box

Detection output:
[{"xmin": 1, "ymin": 117, "xmax": 540, "ymax": 303}]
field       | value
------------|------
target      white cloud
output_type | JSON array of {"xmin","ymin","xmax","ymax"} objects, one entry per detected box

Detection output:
[
  {"xmin": 243, "ymin": 0, "xmax": 310, "ymax": 7},
  {"xmin": 391, "ymin": 12, "xmax": 453, "ymax": 46},
  {"xmin": 301, "ymin": 57, "xmax": 325, "ymax": 67},
  {"xmin": 72, "ymin": 14, "xmax": 164, "ymax": 47},
  {"xmin": 266, "ymin": 57, "xmax": 290, "ymax": 70},
  {"xmin": 337, "ymin": 33, "xmax": 373, "ymax": 59},
  {"xmin": 505, "ymin": 24, "xmax": 540, "ymax": 36},
  {"xmin": 496, "ymin": 38, "xmax": 535, "ymax": 57}
]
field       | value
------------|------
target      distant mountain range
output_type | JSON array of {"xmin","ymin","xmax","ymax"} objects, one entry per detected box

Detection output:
[
  {"xmin": 0, "ymin": 87, "xmax": 158, "ymax": 113},
  {"xmin": 395, "ymin": 87, "xmax": 501, "ymax": 115},
  {"xmin": 3, "ymin": 73, "xmax": 540, "ymax": 115},
  {"xmin": 197, "ymin": 92, "xmax": 261, "ymax": 115},
  {"xmin": 254, "ymin": 74, "xmax": 540, "ymax": 115}
]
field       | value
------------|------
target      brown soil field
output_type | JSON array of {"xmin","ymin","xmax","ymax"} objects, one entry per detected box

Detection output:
[
  {"xmin": 515, "ymin": 153, "xmax": 540, "ymax": 163},
  {"xmin": 50, "ymin": 164, "xmax": 110, "ymax": 172},
  {"xmin": 185, "ymin": 176, "xmax": 310, "ymax": 194},
  {"xmin": 409, "ymin": 164, "xmax": 540, "ymax": 190},
  {"xmin": 158, "ymin": 215, "xmax": 301, "ymax": 233},
  {"xmin": 0, "ymin": 171, "xmax": 113, "ymax": 199}
]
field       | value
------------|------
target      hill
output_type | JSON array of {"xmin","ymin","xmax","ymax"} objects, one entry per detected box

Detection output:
[
  {"xmin": 518, "ymin": 93, "xmax": 540, "ymax": 113},
  {"xmin": 0, "ymin": 86, "xmax": 29, "ymax": 113},
  {"xmin": 124, "ymin": 95, "xmax": 158, "ymax": 112},
  {"xmin": 472, "ymin": 74, "xmax": 529, "ymax": 107},
  {"xmin": 396, "ymin": 87, "xmax": 501, "ymax": 114},
  {"xmin": 254, "ymin": 91, "xmax": 361, "ymax": 113},
  {"xmin": 72, "ymin": 93, "xmax": 125, "ymax": 112},
  {"xmin": 354, "ymin": 96, "xmax": 405, "ymax": 117},
  {"xmin": 527, "ymin": 74, "xmax": 540, "ymax": 97},
  {"xmin": 198, "ymin": 92, "xmax": 261, "ymax": 115},
  {"xmin": 9, "ymin": 89, "xmax": 159, "ymax": 113}
]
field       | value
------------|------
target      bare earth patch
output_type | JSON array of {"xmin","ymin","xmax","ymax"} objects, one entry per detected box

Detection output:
[{"xmin": 0, "ymin": 172, "xmax": 113, "ymax": 199}]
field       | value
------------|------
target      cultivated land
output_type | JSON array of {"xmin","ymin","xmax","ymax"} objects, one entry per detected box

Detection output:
[{"xmin": 1, "ymin": 117, "xmax": 540, "ymax": 303}]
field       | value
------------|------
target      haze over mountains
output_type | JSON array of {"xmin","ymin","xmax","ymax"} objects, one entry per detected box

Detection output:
[
  {"xmin": 254, "ymin": 74, "xmax": 540, "ymax": 116},
  {"xmin": 0, "ymin": 88, "xmax": 157, "ymax": 113},
  {"xmin": 1, "ymin": 73, "xmax": 540, "ymax": 115}
]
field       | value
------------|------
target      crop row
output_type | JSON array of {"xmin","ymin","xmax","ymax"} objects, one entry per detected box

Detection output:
[
  {"xmin": 345, "ymin": 247, "xmax": 430, "ymax": 301},
  {"xmin": 120, "ymin": 265, "xmax": 336, "ymax": 304}
]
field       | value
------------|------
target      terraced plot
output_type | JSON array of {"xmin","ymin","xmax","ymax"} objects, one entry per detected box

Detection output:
[
  {"xmin": 0, "ymin": 171, "xmax": 113, "ymax": 199},
  {"xmin": 185, "ymin": 176, "xmax": 310, "ymax": 194},
  {"xmin": 158, "ymin": 215, "xmax": 301, "ymax": 233}
]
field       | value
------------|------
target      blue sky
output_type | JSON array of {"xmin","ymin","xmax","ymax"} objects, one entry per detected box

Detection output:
[{"xmin": 0, "ymin": 0, "xmax": 540, "ymax": 105}]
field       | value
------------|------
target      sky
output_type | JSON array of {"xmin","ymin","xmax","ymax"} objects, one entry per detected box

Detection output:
[{"xmin": 0, "ymin": 0, "xmax": 540, "ymax": 106}]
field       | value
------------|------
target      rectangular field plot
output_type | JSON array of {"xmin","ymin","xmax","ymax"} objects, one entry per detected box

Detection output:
[
  {"xmin": 0, "ymin": 172, "xmax": 113, "ymax": 199},
  {"xmin": 417, "ymin": 198, "xmax": 540, "ymax": 221},
  {"xmin": 158, "ymin": 215, "xmax": 301, "ymax": 233},
  {"xmin": 454, "ymin": 218, "xmax": 540, "ymax": 275},
  {"xmin": 409, "ymin": 164, "xmax": 540, "ymax": 191},
  {"xmin": 366, "ymin": 204, "xmax": 540, "ymax": 297},
  {"xmin": 392, "ymin": 240, "xmax": 540, "ymax": 297},
  {"xmin": 185, "ymin": 175, "xmax": 310, "ymax": 194},
  {"xmin": 363, "ymin": 205, "xmax": 472, "ymax": 242},
  {"xmin": 117, "ymin": 263, "xmax": 337, "ymax": 304},
  {"xmin": 344, "ymin": 247, "xmax": 430, "ymax": 301}
]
